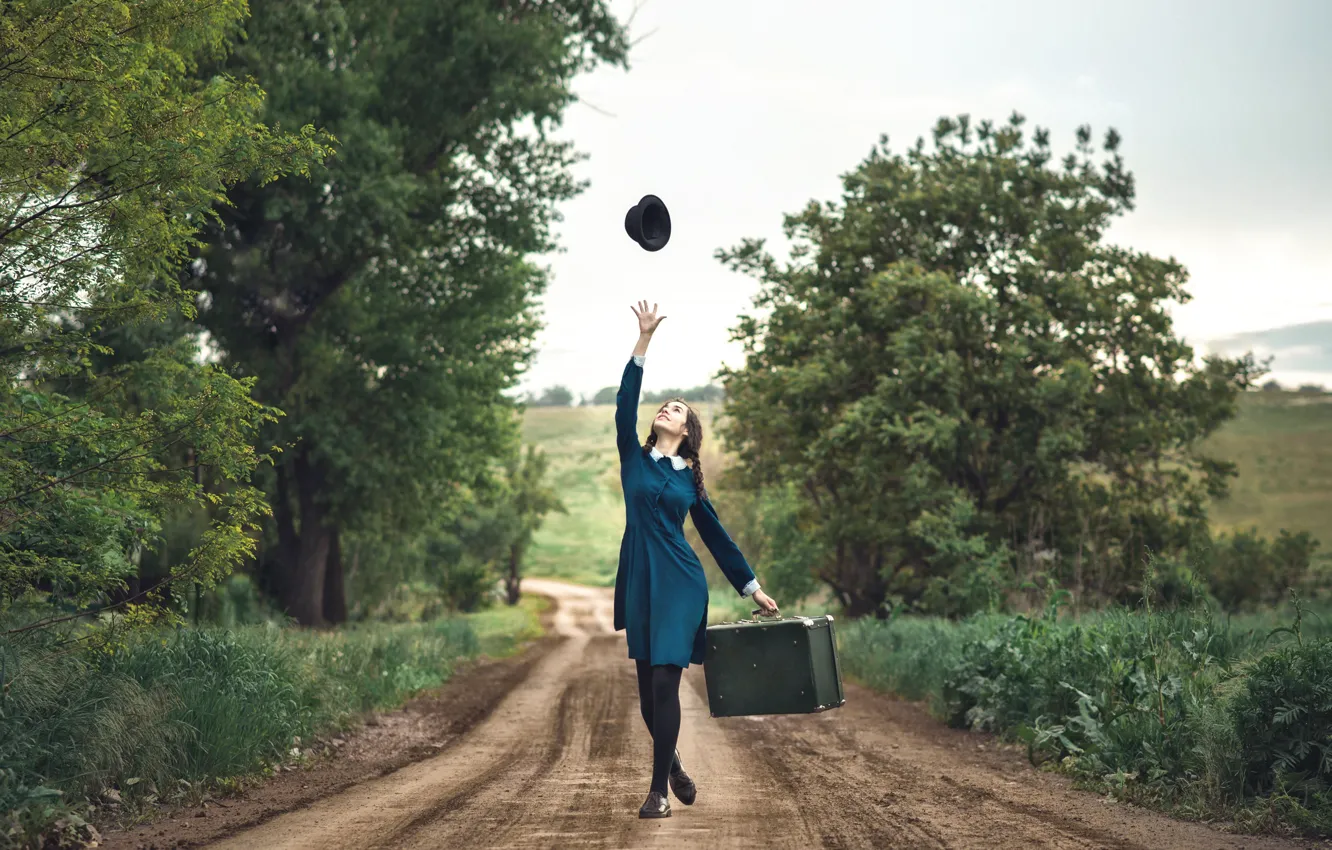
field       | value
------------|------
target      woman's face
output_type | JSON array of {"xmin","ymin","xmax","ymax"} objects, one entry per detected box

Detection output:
[{"xmin": 652, "ymin": 399, "xmax": 690, "ymax": 441}]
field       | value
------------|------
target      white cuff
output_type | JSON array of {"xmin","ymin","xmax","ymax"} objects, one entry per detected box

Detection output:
[
  {"xmin": 740, "ymin": 579, "xmax": 760, "ymax": 598},
  {"xmin": 631, "ymin": 355, "xmax": 645, "ymax": 366}
]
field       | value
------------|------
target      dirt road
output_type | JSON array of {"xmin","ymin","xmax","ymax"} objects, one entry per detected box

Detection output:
[{"xmin": 176, "ymin": 580, "xmax": 1321, "ymax": 849}]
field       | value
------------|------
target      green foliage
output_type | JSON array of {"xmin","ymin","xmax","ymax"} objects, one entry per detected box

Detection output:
[
  {"xmin": 1232, "ymin": 638, "xmax": 1332, "ymax": 805},
  {"xmin": 495, "ymin": 445, "xmax": 567, "ymax": 604},
  {"xmin": 0, "ymin": 767, "xmax": 98, "ymax": 850},
  {"xmin": 714, "ymin": 481, "xmax": 824, "ymax": 605},
  {"xmin": 518, "ymin": 401, "xmax": 658, "ymax": 584},
  {"xmin": 839, "ymin": 598, "xmax": 1332, "ymax": 836},
  {"xmin": 464, "ymin": 592, "xmax": 547, "ymax": 658},
  {"xmin": 641, "ymin": 385, "xmax": 725, "ymax": 404},
  {"xmin": 0, "ymin": 0, "xmax": 331, "ymax": 631},
  {"xmin": 838, "ymin": 612, "xmax": 1003, "ymax": 708},
  {"xmin": 338, "ymin": 445, "xmax": 564, "ymax": 616},
  {"xmin": 195, "ymin": 574, "xmax": 281, "ymax": 628},
  {"xmin": 584, "ymin": 383, "xmax": 724, "ymax": 407},
  {"xmin": 1196, "ymin": 528, "xmax": 1321, "ymax": 612},
  {"xmin": 419, "ymin": 445, "xmax": 566, "ymax": 611},
  {"xmin": 189, "ymin": 0, "xmax": 629, "ymax": 624},
  {"xmin": 0, "ymin": 612, "xmax": 484, "ymax": 844},
  {"xmin": 716, "ymin": 113, "xmax": 1263, "ymax": 617},
  {"xmin": 0, "ymin": 0, "xmax": 329, "ymax": 353}
]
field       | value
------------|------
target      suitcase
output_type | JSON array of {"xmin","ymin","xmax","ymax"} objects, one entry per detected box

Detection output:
[{"xmin": 702, "ymin": 609, "xmax": 846, "ymax": 717}]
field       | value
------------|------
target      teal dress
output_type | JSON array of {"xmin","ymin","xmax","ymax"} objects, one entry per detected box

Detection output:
[{"xmin": 612, "ymin": 356, "xmax": 759, "ymax": 669}]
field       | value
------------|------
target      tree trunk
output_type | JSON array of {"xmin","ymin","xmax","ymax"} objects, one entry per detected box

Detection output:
[
  {"xmin": 826, "ymin": 545, "xmax": 890, "ymax": 619},
  {"xmin": 505, "ymin": 543, "xmax": 521, "ymax": 606},
  {"xmin": 323, "ymin": 526, "xmax": 347, "ymax": 624},
  {"xmin": 270, "ymin": 461, "xmax": 300, "ymax": 604},
  {"xmin": 275, "ymin": 447, "xmax": 333, "ymax": 626},
  {"xmin": 287, "ymin": 522, "xmax": 331, "ymax": 626}
]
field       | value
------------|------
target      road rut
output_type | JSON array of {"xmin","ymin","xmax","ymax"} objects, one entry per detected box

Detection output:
[{"xmin": 199, "ymin": 579, "xmax": 1321, "ymax": 850}]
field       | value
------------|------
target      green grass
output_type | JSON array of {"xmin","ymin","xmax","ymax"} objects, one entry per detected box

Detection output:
[
  {"xmin": 1203, "ymin": 391, "xmax": 1332, "ymax": 568},
  {"xmin": 0, "ymin": 600, "xmax": 548, "ymax": 846},
  {"xmin": 467, "ymin": 593, "xmax": 549, "ymax": 658}
]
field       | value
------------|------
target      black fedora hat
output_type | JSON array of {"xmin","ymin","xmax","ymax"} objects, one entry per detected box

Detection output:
[{"xmin": 625, "ymin": 194, "xmax": 671, "ymax": 252}]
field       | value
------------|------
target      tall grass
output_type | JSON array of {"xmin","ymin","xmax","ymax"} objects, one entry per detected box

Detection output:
[{"xmin": 0, "ymin": 612, "xmax": 493, "ymax": 848}]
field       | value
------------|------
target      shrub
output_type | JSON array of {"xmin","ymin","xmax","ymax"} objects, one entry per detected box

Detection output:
[
  {"xmin": 839, "ymin": 597, "xmax": 1332, "ymax": 835},
  {"xmin": 1198, "ymin": 529, "xmax": 1321, "ymax": 612},
  {"xmin": 1232, "ymin": 638, "xmax": 1332, "ymax": 801}
]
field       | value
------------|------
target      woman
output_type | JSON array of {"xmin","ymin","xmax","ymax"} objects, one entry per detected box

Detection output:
[{"xmin": 613, "ymin": 300, "xmax": 780, "ymax": 819}]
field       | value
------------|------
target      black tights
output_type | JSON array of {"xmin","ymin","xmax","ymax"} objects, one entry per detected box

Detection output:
[{"xmin": 634, "ymin": 660, "xmax": 683, "ymax": 795}]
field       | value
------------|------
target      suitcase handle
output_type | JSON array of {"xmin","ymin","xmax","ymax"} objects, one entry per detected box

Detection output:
[{"xmin": 749, "ymin": 607, "xmax": 782, "ymax": 619}]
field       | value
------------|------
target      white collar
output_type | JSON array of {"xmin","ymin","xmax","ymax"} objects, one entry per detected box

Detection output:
[{"xmin": 649, "ymin": 444, "xmax": 688, "ymax": 471}]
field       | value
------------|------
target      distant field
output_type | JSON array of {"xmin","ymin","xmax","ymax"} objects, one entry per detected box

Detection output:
[
  {"xmin": 1202, "ymin": 391, "xmax": 1332, "ymax": 566},
  {"xmin": 520, "ymin": 400, "xmax": 723, "ymax": 587},
  {"xmin": 523, "ymin": 390, "xmax": 1332, "ymax": 587}
]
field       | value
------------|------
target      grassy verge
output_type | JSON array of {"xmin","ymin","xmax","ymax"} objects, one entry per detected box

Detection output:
[
  {"xmin": 0, "ymin": 599, "xmax": 547, "ymax": 848},
  {"xmin": 468, "ymin": 593, "xmax": 549, "ymax": 658},
  {"xmin": 837, "ymin": 599, "xmax": 1332, "ymax": 838}
]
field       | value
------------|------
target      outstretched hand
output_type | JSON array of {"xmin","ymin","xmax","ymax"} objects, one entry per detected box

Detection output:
[{"xmin": 630, "ymin": 300, "xmax": 666, "ymax": 335}]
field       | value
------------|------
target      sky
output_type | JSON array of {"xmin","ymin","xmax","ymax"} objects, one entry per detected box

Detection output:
[{"xmin": 517, "ymin": 0, "xmax": 1332, "ymax": 400}]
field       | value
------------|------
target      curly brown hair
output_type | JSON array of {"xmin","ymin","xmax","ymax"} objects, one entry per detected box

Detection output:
[{"xmin": 644, "ymin": 397, "xmax": 707, "ymax": 502}]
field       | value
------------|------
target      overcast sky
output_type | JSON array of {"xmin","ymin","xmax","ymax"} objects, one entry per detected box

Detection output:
[{"xmin": 518, "ymin": 0, "xmax": 1332, "ymax": 399}]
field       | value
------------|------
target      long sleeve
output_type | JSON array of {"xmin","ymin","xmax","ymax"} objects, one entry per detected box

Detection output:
[
  {"xmin": 689, "ymin": 496, "xmax": 759, "ymax": 597},
  {"xmin": 616, "ymin": 355, "xmax": 645, "ymax": 461}
]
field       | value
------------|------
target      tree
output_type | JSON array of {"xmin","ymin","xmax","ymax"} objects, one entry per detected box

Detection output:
[
  {"xmin": 588, "ymin": 386, "xmax": 618, "ymax": 405},
  {"xmin": 405, "ymin": 444, "xmax": 563, "ymax": 613},
  {"xmin": 0, "ymin": 0, "xmax": 329, "ymax": 626},
  {"xmin": 643, "ymin": 384, "xmax": 724, "ymax": 404},
  {"xmin": 531, "ymin": 385, "xmax": 576, "ymax": 407},
  {"xmin": 498, "ymin": 445, "xmax": 565, "ymax": 605},
  {"xmin": 188, "ymin": 0, "xmax": 628, "ymax": 625},
  {"xmin": 1261, "ymin": 379, "xmax": 1283, "ymax": 392},
  {"xmin": 716, "ymin": 114, "xmax": 1262, "ymax": 618}
]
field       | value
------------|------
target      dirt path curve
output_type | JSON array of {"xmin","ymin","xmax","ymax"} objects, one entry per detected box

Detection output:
[{"xmin": 200, "ymin": 580, "xmax": 1322, "ymax": 850}]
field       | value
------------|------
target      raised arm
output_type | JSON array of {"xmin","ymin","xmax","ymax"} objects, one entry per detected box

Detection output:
[
  {"xmin": 689, "ymin": 496, "xmax": 760, "ymax": 598},
  {"xmin": 615, "ymin": 357, "xmax": 644, "ymax": 460},
  {"xmin": 617, "ymin": 301, "xmax": 667, "ymax": 460}
]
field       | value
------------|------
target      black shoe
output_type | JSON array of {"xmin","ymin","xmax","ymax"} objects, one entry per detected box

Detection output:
[
  {"xmin": 668, "ymin": 749, "xmax": 696, "ymax": 806},
  {"xmin": 639, "ymin": 790, "xmax": 671, "ymax": 819}
]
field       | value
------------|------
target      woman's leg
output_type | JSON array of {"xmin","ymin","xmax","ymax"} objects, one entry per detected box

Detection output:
[
  {"xmin": 648, "ymin": 663, "xmax": 683, "ymax": 795},
  {"xmin": 634, "ymin": 659, "xmax": 655, "ymax": 734},
  {"xmin": 635, "ymin": 659, "xmax": 683, "ymax": 777}
]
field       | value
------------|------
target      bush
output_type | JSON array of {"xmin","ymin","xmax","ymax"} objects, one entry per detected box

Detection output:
[
  {"xmin": 1232, "ymin": 638, "xmax": 1332, "ymax": 802},
  {"xmin": 838, "ymin": 612, "xmax": 1001, "ymax": 708},
  {"xmin": 196, "ymin": 574, "xmax": 280, "ymax": 628},
  {"xmin": 1199, "ymin": 529, "xmax": 1321, "ymax": 612},
  {"xmin": 839, "ymin": 598, "xmax": 1332, "ymax": 836},
  {"xmin": 940, "ymin": 606, "xmax": 1251, "ymax": 797}
]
